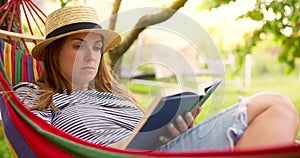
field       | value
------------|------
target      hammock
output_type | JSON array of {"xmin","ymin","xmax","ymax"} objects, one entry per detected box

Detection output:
[{"xmin": 0, "ymin": 0, "xmax": 300, "ymax": 157}]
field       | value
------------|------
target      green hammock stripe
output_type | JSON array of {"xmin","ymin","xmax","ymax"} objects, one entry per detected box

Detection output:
[
  {"xmin": 39, "ymin": 61, "xmax": 44, "ymax": 70},
  {"xmin": 2, "ymin": 92, "xmax": 140, "ymax": 158},
  {"xmin": 14, "ymin": 50, "xmax": 23, "ymax": 85}
]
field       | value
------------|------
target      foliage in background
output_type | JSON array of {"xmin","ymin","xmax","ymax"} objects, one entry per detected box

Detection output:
[
  {"xmin": 0, "ymin": 127, "xmax": 11, "ymax": 158},
  {"xmin": 201, "ymin": 0, "xmax": 300, "ymax": 74},
  {"xmin": 50, "ymin": 0, "xmax": 72, "ymax": 7}
]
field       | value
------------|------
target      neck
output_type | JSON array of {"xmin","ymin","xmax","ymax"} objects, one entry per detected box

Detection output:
[{"xmin": 72, "ymin": 84, "xmax": 89, "ymax": 91}]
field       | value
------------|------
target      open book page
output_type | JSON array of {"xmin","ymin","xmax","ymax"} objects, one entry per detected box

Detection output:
[
  {"xmin": 114, "ymin": 80, "xmax": 222, "ymax": 150},
  {"xmin": 160, "ymin": 80, "xmax": 218, "ymax": 97}
]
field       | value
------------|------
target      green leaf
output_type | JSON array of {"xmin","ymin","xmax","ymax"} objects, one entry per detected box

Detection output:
[
  {"xmin": 201, "ymin": 0, "xmax": 300, "ymax": 74},
  {"xmin": 278, "ymin": 52, "xmax": 287, "ymax": 62},
  {"xmin": 269, "ymin": 1, "xmax": 283, "ymax": 13},
  {"xmin": 247, "ymin": 10, "xmax": 264, "ymax": 21}
]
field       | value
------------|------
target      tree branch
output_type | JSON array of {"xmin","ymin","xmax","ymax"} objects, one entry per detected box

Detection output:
[
  {"xmin": 109, "ymin": 0, "xmax": 122, "ymax": 31},
  {"xmin": 109, "ymin": 0, "xmax": 188, "ymax": 68}
]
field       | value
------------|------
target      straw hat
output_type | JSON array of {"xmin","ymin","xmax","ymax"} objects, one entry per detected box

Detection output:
[{"xmin": 32, "ymin": 6, "xmax": 121, "ymax": 61}]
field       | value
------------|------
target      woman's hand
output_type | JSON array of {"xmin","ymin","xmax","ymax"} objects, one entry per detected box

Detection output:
[{"xmin": 158, "ymin": 107, "xmax": 202, "ymax": 144}]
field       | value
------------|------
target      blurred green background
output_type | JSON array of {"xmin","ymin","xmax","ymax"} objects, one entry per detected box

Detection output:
[{"xmin": 1, "ymin": 0, "xmax": 300, "ymax": 157}]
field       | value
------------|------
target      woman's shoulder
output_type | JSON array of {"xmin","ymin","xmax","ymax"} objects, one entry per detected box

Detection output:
[
  {"xmin": 13, "ymin": 82, "xmax": 41, "ymax": 101},
  {"xmin": 13, "ymin": 82, "xmax": 40, "ymax": 91},
  {"xmin": 13, "ymin": 82, "xmax": 53, "ymax": 124}
]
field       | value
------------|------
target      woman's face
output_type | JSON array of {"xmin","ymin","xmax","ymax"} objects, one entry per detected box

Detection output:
[{"xmin": 58, "ymin": 32, "xmax": 103, "ymax": 90}]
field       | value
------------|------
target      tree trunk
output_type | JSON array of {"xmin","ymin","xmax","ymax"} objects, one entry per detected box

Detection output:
[
  {"xmin": 0, "ymin": 0, "xmax": 24, "ymax": 51},
  {"xmin": 108, "ymin": 0, "xmax": 188, "ymax": 78},
  {"xmin": 108, "ymin": 0, "xmax": 122, "ymax": 79},
  {"xmin": 109, "ymin": 0, "xmax": 121, "ymax": 31}
]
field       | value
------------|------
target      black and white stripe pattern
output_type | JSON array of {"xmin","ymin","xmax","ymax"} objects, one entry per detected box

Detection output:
[
  {"xmin": 14, "ymin": 82, "xmax": 53, "ymax": 123},
  {"xmin": 14, "ymin": 82, "xmax": 144, "ymax": 145}
]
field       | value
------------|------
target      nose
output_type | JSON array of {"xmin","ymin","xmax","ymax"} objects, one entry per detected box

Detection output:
[{"xmin": 84, "ymin": 46, "xmax": 96, "ymax": 61}]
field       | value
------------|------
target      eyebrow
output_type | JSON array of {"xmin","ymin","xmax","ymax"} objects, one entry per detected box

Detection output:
[{"xmin": 72, "ymin": 38, "xmax": 103, "ymax": 43}]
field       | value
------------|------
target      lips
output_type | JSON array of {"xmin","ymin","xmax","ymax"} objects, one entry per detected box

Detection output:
[{"xmin": 81, "ymin": 66, "xmax": 95, "ymax": 71}]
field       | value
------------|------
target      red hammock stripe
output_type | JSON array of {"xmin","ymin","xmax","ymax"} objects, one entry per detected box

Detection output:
[
  {"xmin": 0, "ymin": 70, "xmax": 73, "ymax": 157},
  {"xmin": 1, "ymin": 51, "xmax": 300, "ymax": 157},
  {"xmin": 2, "ymin": 95, "xmax": 73, "ymax": 158},
  {"xmin": 3, "ymin": 84, "xmax": 300, "ymax": 157},
  {"xmin": 22, "ymin": 53, "xmax": 27, "ymax": 82},
  {"xmin": 36, "ymin": 60, "xmax": 42, "ymax": 77},
  {"xmin": 0, "ymin": 95, "xmax": 36, "ymax": 157},
  {"xmin": 0, "ymin": 76, "xmax": 135, "ymax": 157},
  {"xmin": 1, "ymin": 1, "xmax": 300, "ymax": 156}
]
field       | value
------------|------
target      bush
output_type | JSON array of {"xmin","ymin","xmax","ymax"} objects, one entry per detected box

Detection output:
[{"xmin": 0, "ymin": 126, "xmax": 11, "ymax": 158}]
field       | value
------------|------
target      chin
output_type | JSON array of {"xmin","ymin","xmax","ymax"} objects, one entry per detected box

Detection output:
[{"xmin": 73, "ymin": 78, "xmax": 94, "ymax": 85}]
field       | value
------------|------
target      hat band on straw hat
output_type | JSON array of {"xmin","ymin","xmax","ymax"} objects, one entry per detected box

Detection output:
[{"xmin": 46, "ymin": 22, "xmax": 102, "ymax": 39}]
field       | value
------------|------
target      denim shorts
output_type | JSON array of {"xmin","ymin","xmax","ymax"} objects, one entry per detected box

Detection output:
[{"xmin": 156, "ymin": 97, "xmax": 249, "ymax": 151}]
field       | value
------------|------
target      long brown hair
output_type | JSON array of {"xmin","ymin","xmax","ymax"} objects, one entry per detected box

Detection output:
[{"xmin": 26, "ymin": 36, "xmax": 139, "ymax": 111}]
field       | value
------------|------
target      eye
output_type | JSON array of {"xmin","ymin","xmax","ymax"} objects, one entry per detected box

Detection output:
[
  {"xmin": 73, "ymin": 45, "xmax": 80, "ymax": 49},
  {"xmin": 93, "ymin": 43, "xmax": 103, "ymax": 52},
  {"xmin": 73, "ymin": 44, "xmax": 83, "ymax": 50},
  {"xmin": 93, "ymin": 46, "xmax": 102, "ymax": 52}
]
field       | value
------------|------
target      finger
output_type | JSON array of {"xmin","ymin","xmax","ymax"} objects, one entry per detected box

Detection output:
[
  {"xmin": 158, "ymin": 135, "xmax": 171, "ymax": 144},
  {"xmin": 167, "ymin": 123, "xmax": 180, "ymax": 138},
  {"xmin": 176, "ymin": 115, "xmax": 188, "ymax": 132},
  {"xmin": 184, "ymin": 112, "xmax": 194, "ymax": 127},
  {"xmin": 192, "ymin": 107, "xmax": 202, "ymax": 118}
]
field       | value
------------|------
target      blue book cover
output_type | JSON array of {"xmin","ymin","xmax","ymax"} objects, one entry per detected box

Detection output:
[{"xmin": 120, "ymin": 80, "xmax": 222, "ymax": 150}]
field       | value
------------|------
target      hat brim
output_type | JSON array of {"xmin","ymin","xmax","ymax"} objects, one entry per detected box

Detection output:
[{"xmin": 32, "ymin": 28, "xmax": 121, "ymax": 61}]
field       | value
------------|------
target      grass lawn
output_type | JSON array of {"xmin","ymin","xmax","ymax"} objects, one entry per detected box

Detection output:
[
  {"xmin": 128, "ymin": 75, "xmax": 300, "ymax": 139},
  {"xmin": 0, "ymin": 75, "xmax": 299, "ymax": 157}
]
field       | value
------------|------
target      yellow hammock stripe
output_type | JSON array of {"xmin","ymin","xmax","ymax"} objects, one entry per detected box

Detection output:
[
  {"xmin": 33, "ymin": 58, "xmax": 39, "ymax": 81},
  {"xmin": 4, "ymin": 42, "xmax": 12, "ymax": 83}
]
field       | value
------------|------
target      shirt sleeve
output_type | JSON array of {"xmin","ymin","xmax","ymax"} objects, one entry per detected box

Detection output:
[{"xmin": 13, "ymin": 82, "xmax": 53, "ymax": 124}]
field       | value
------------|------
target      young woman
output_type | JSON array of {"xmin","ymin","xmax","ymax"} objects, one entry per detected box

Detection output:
[{"xmin": 14, "ymin": 6, "xmax": 299, "ymax": 151}]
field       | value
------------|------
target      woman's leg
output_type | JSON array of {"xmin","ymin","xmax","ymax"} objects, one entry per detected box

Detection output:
[{"xmin": 235, "ymin": 91, "xmax": 299, "ymax": 149}]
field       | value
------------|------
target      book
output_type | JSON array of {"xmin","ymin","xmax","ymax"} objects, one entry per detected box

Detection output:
[{"xmin": 112, "ymin": 80, "xmax": 222, "ymax": 150}]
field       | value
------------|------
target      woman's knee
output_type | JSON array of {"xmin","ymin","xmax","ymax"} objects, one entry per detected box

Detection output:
[{"xmin": 247, "ymin": 91, "xmax": 299, "ymax": 126}]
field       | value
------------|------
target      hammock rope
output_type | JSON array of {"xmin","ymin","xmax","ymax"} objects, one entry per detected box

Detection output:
[
  {"xmin": 0, "ymin": 0, "xmax": 44, "ymax": 85},
  {"xmin": 1, "ymin": 0, "xmax": 300, "ymax": 157},
  {"xmin": 0, "ymin": 0, "xmax": 45, "ymax": 51}
]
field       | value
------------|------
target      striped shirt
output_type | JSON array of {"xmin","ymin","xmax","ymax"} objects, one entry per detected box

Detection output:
[{"xmin": 14, "ymin": 82, "xmax": 144, "ymax": 146}]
